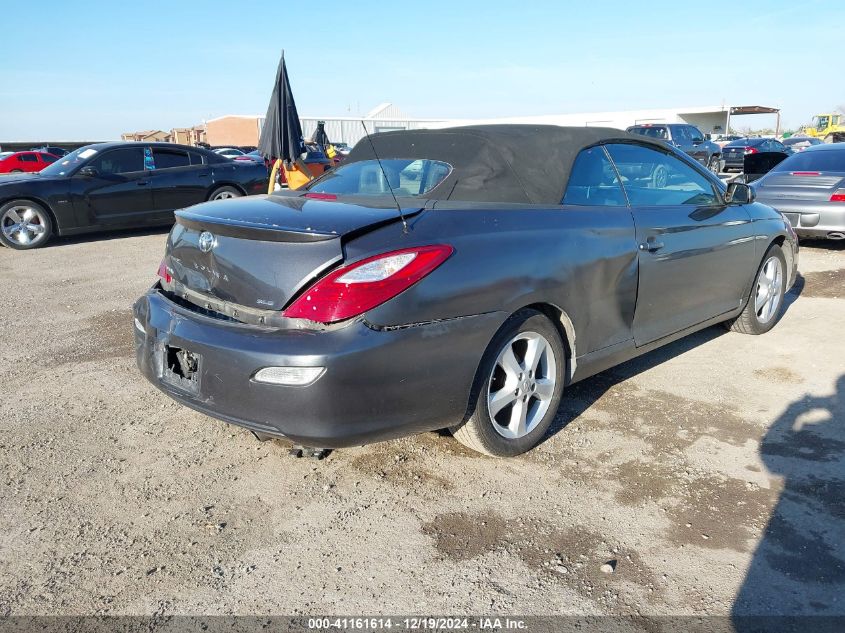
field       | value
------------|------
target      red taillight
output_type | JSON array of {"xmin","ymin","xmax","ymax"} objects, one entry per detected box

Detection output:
[
  {"xmin": 791, "ymin": 171, "xmax": 820, "ymax": 176},
  {"xmin": 283, "ymin": 245, "xmax": 454, "ymax": 323},
  {"xmin": 303, "ymin": 192, "xmax": 338, "ymax": 200},
  {"xmin": 157, "ymin": 259, "xmax": 172, "ymax": 284},
  {"xmin": 830, "ymin": 189, "xmax": 845, "ymax": 202},
  {"xmin": 744, "ymin": 147, "xmax": 758, "ymax": 155}
]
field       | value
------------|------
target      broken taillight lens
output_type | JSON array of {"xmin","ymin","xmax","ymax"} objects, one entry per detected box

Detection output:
[
  {"xmin": 157, "ymin": 259, "xmax": 172, "ymax": 284},
  {"xmin": 283, "ymin": 245, "xmax": 454, "ymax": 324}
]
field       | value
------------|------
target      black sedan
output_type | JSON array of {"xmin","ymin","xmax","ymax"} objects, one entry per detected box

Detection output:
[
  {"xmin": 0, "ymin": 142, "xmax": 268, "ymax": 249},
  {"xmin": 134, "ymin": 125, "xmax": 798, "ymax": 457},
  {"xmin": 722, "ymin": 137, "xmax": 792, "ymax": 172},
  {"xmin": 753, "ymin": 143, "xmax": 845, "ymax": 240}
]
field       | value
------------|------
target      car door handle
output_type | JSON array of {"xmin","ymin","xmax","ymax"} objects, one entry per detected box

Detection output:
[
  {"xmin": 137, "ymin": 180, "xmax": 149, "ymax": 186},
  {"xmin": 639, "ymin": 241, "xmax": 665, "ymax": 252},
  {"xmin": 198, "ymin": 173, "xmax": 208, "ymax": 178}
]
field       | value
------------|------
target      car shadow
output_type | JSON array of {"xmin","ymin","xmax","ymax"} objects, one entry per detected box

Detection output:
[
  {"xmin": 543, "ymin": 324, "xmax": 727, "ymax": 442},
  {"xmin": 731, "ymin": 375, "xmax": 845, "ymax": 630},
  {"xmin": 542, "ymin": 273, "xmax": 804, "ymax": 444},
  {"xmin": 43, "ymin": 224, "xmax": 172, "ymax": 248},
  {"xmin": 799, "ymin": 238, "xmax": 845, "ymax": 252}
]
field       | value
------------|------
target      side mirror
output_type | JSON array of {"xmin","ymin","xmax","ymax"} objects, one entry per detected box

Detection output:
[
  {"xmin": 726, "ymin": 182, "xmax": 754, "ymax": 204},
  {"xmin": 704, "ymin": 133, "xmax": 712, "ymax": 140},
  {"xmin": 78, "ymin": 166, "xmax": 99, "ymax": 177}
]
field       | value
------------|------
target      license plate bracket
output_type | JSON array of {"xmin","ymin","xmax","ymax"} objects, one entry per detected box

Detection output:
[{"xmin": 158, "ymin": 343, "xmax": 202, "ymax": 394}]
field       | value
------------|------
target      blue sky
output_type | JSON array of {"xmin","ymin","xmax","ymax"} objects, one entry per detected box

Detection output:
[{"xmin": 1, "ymin": 0, "xmax": 840, "ymax": 140}]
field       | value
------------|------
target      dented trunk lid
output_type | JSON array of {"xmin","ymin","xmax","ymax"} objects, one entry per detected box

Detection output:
[{"xmin": 166, "ymin": 193, "xmax": 422, "ymax": 312}]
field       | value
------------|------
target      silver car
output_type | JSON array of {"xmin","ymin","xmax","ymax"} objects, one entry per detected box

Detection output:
[{"xmin": 753, "ymin": 144, "xmax": 845, "ymax": 240}]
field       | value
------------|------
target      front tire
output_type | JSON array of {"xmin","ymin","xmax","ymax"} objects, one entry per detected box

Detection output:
[
  {"xmin": 725, "ymin": 244, "xmax": 787, "ymax": 335},
  {"xmin": 452, "ymin": 309, "xmax": 565, "ymax": 457},
  {"xmin": 0, "ymin": 200, "xmax": 53, "ymax": 250}
]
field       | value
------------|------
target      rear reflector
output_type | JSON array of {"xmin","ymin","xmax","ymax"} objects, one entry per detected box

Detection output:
[
  {"xmin": 830, "ymin": 189, "xmax": 845, "ymax": 202},
  {"xmin": 283, "ymin": 244, "xmax": 454, "ymax": 323},
  {"xmin": 304, "ymin": 192, "xmax": 338, "ymax": 200},
  {"xmin": 157, "ymin": 259, "xmax": 172, "ymax": 284},
  {"xmin": 253, "ymin": 366, "xmax": 325, "ymax": 386}
]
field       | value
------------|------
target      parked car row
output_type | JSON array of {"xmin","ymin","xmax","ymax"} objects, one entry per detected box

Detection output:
[{"xmin": 626, "ymin": 123, "xmax": 723, "ymax": 174}]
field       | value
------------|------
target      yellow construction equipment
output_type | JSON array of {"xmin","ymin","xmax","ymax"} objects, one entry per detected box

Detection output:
[{"xmin": 801, "ymin": 113, "xmax": 845, "ymax": 143}]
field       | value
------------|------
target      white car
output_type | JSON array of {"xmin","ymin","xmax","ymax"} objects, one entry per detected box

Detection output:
[{"xmin": 213, "ymin": 148, "xmax": 245, "ymax": 158}]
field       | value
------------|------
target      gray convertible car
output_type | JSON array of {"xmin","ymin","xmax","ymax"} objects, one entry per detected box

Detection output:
[{"xmin": 134, "ymin": 125, "xmax": 798, "ymax": 456}]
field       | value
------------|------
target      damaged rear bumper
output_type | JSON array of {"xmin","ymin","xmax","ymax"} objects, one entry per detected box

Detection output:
[{"xmin": 133, "ymin": 287, "xmax": 504, "ymax": 447}]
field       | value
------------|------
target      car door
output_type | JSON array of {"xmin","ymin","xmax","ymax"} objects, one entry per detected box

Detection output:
[
  {"xmin": 560, "ymin": 145, "xmax": 638, "ymax": 352},
  {"xmin": 148, "ymin": 147, "xmax": 210, "ymax": 215},
  {"xmin": 605, "ymin": 142, "xmax": 758, "ymax": 347},
  {"xmin": 73, "ymin": 146, "xmax": 153, "ymax": 224}
]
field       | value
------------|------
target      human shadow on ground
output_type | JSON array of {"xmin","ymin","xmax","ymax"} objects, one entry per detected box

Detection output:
[{"xmin": 732, "ymin": 375, "xmax": 845, "ymax": 632}]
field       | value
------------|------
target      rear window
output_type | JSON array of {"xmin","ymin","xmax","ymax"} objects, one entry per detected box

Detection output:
[
  {"xmin": 307, "ymin": 159, "xmax": 452, "ymax": 197},
  {"xmin": 153, "ymin": 148, "xmax": 190, "ymax": 169},
  {"xmin": 772, "ymin": 149, "xmax": 845, "ymax": 173},
  {"xmin": 628, "ymin": 126, "xmax": 668, "ymax": 140}
]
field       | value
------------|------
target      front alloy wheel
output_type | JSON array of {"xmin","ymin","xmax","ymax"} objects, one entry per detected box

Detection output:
[
  {"xmin": 725, "ymin": 243, "xmax": 787, "ymax": 335},
  {"xmin": 0, "ymin": 201, "xmax": 53, "ymax": 249}
]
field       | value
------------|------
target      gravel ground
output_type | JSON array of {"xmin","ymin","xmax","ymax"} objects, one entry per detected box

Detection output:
[{"xmin": 0, "ymin": 230, "xmax": 843, "ymax": 621}]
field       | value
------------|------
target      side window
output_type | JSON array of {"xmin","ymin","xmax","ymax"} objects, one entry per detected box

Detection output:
[
  {"xmin": 41, "ymin": 154, "xmax": 57, "ymax": 164},
  {"xmin": 89, "ymin": 148, "xmax": 145, "ymax": 175},
  {"xmin": 688, "ymin": 126, "xmax": 704, "ymax": 142},
  {"xmin": 19, "ymin": 154, "xmax": 38, "ymax": 162},
  {"xmin": 563, "ymin": 146, "xmax": 626, "ymax": 207},
  {"xmin": 152, "ymin": 148, "xmax": 190, "ymax": 169},
  {"xmin": 187, "ymin": 151, "xmax": 205, "ymax": 166},
  {"xmin": 605, "ymin": 143, "xmax": 720, "ymax": 207},
  {"xmin": 673, "ymin": 126, "xmax": 691, "ymax": 144}
]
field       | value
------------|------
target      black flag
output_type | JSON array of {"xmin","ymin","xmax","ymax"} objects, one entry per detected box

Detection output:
[{"xmin": 258, "ymin": 51, "xmax": 305, "ymax": 163}]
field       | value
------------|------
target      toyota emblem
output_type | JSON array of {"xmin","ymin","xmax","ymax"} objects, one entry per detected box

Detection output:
[{"xmin": 198, "ymin": 231, "xmax": 216, "ymax": 253}]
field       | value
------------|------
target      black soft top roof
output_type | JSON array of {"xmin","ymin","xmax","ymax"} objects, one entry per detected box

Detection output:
[{"xmin": 344, "ymin": 124, "xmax": 664, "ymax": 204}]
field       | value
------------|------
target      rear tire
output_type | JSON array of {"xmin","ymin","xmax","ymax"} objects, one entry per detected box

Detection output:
[
  {"xmin": 208, "ymin": 185, "xmax": 242, "ymax": 201},
  {"xmin": 724, "ymin": 244, "xmax": 787, "ymax": 335},
  {"xmin": 451, "ymin": 309, "xmax": 565, "ymax": 457},
  {"xmin": 0, "ymin": 199, "xmax": 53, "ymax": 250}
]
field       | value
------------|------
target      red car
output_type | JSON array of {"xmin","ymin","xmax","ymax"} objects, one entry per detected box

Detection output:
[{"xmin": 0, "ymin": 151, "xmax": 59, "ymax": 174}]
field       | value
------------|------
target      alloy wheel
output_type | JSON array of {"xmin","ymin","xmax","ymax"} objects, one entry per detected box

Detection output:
[
  {"xmin": 213, "ymin": 190, "xmax": 239, "ymax": 200},
  {"xmin": 754, "ymin": 256, "xmax": 783, "ymax": 324},
  {"xmin": 487, "ymin": 331, "xmax": 557, "ymax": 439},
  {"xmin": 1, "ymin": 205, "xmax": 49, "ymax": 247}
]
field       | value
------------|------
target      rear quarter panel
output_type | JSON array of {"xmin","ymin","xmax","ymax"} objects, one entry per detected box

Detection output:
[{"xmin": 349, "ymin": 205, "xmax": 639, "ymax": 359}]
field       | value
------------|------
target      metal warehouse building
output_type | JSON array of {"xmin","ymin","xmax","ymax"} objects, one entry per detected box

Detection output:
[
  {"xmin": 200, "ymin": 103, "xmax": 781, "ymax": 148},
  {"xmin": 299, "ymin": 103, "xmax": 447, "ymax": 146},
  {"xmin": 434, "ymin": 105, "xmax": 781, "ymax": 136}
]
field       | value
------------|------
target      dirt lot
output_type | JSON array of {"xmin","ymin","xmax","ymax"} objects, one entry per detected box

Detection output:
[{"xmin": 0, "ymin": 230, "xmax": 843, "ymax": 621}]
